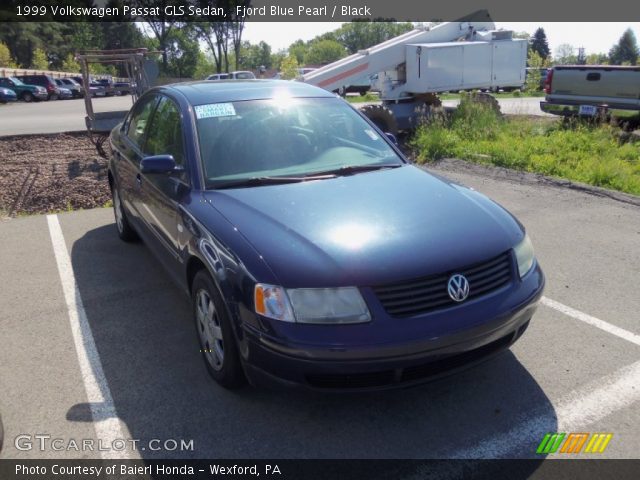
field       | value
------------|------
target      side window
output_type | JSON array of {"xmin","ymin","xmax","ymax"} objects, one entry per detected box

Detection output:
[
  {"xmin": 144, "ymin": 97, "xmax": 185, "ymax": 167},
  {"xmin": 126, "ymin": 96, "xmax": 157, "ymax": 149}
]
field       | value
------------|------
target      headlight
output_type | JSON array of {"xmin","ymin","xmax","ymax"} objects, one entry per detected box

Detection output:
[
  {"xmin": 514, "ymin": 234, "xmax": 535, "ymax": 278},
  {"xmin": 255, "ymin": 284, "xmax": 371, "ymax": 324}
]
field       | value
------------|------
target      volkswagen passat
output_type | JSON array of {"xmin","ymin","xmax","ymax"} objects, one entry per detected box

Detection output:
[{"xmin": 108, "ymin": 81, "xmax": 544, "ymax": 390}]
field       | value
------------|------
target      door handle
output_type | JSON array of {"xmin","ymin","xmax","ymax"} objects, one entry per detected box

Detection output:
[{"xmin": 136, "ymin": 174, "xmax": 142, "ymax": 187}]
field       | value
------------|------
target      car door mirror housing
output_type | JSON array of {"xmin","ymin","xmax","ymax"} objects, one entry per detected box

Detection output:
[{"xmin": 140, "ymin": 155, "xmax": 181, "ymax": 174}]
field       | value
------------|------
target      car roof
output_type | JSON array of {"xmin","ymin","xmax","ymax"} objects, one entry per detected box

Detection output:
[{"xmin": 159, "ymin": 80, "xmax": 335, "ymax": 105}]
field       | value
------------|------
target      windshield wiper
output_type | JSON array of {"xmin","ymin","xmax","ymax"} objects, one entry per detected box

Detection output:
[
  {"xmin": 309, "ymin": 163, "xmax": 402, "ymax": 177},
  {"xmin": 212, "ymin": 174, "xmax": 337, "ymax": 189}
]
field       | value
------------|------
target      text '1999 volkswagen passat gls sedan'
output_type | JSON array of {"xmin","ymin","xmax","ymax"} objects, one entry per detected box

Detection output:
[{"xmin": 108, "ymin": 80, "xmax": 544, "ymax": 391}]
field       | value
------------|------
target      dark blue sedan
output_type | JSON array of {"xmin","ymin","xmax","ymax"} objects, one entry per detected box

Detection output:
[
  {"xmin": 0, "ymin": 87, "xmax": 17, "ymax": 103},
  {"xmin": 108, "ymin": 80, "xmax": 544, "ymax": 391}
]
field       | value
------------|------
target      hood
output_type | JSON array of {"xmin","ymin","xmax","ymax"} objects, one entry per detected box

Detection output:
[{"xmin": 203, "ymin": 165, "xmax": 523, "ymax": 287}]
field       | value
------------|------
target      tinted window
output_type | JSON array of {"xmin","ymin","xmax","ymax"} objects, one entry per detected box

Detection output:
[
  {"xmin": 234, "ymin": 72, "xmax": 255, "ymax": 79},
  {"xmin": 144, "ymin": 97, "xmax": 185, "ymax": 167},
  {"xmin": 126, "ymin": 96, "xmax": 157, "ymax": 148}
]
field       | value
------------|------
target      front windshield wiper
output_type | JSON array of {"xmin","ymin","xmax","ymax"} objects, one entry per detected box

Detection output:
[
  {"xmin": 211, "ymin": 174, "xmax": 337, "ymax": 189},
  {"xmin": 309, "ymin": 163, "xmax": 402, "ymax": 177}
]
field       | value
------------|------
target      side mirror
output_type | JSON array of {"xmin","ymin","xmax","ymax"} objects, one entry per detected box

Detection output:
[
  {"xmin": 385, "ymin": 132, "xmax": 398, "ymax": 146},
  {"xmin": 140, "ymin": 155, "xmax": 179, "ymax": 174}
]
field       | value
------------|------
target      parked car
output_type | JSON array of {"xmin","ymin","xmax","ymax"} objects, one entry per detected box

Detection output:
[
  {"xmin": 113, "ymin": 81, "xmax": 134, "ymax": 96},
  {"xmin": 14, "ymin": 74, "xmax": 60, "ymax": 100},
  {"xmin": 206, "ymin": 71, "xmax": 256, "ymax": 81},
  {"xmin": 0, "ymin": 86, "xmax": 18, "ymax": 103},
  {"xmin": 57, "ymin": 86, "xmax": 73, "ymax": 99},
  {"xmin": 540, "ymin": 65, "xmax": 640, "ymax": 117},
  {"xmin": 94, "ymin": 77, "xmax": 115, "ymax": 96},
  {"xmin": 108, "ymin": 80, "xmax": 544, "ymax": 391},
  {"xmin": 0, "ymin": 76, "xmax": 48, "ymax": 102},
  {"xmin": 56, "ymin": 78, "xmax": 84, "ymax": 98},
  {"xmin": 88, "ymin": 83, "xmax": 107, "ymax": 97}
]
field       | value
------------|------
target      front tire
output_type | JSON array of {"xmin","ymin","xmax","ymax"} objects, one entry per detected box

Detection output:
[
  {"xmin": 22, "ymin": 92, "xmax": 34, "ymax": 102},
  {"xmin": 192, "ymin": 270, "xmax": 245, "ymax": 389},
  {"xmin": 111, "ymin": 182, "xmax": 138, "ymax": 242}
]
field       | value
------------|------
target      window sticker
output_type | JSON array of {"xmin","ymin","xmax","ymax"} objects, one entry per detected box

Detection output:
[{"xmin": 194, "ymin": 103, "xmax": 236, "ymax": 119}]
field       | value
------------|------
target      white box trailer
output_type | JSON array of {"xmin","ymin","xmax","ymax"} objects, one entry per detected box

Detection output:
[{"xmin": 404, "ymin": 40, "xmax": 527, "ymax": 93}]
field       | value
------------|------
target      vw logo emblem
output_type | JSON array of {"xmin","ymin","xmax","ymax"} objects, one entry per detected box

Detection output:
[{"xmin": 447, "ymin": 274, "xmax": 470, "ymax": 302}]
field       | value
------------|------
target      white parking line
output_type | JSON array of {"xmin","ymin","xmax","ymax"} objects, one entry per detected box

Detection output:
[
  {"xmin": 47, "ymin": 214, "xmax": 133, "ymax": 460},
  {"xmin": 541, "ymin": 296, "xmax": 640, "ymax": 347},
  {"xmin": 451, "ymin": 359, "xmax": 640, "ymax": 458}
]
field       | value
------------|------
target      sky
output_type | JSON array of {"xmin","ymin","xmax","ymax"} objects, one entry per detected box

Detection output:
[{"xmin": 242, "ymin": 22, "xmax": 640, "ymax": 56}]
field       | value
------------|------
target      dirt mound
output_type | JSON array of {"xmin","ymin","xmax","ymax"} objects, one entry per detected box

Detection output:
[{"xmin": 0, "ymin": 132, "xmax": 110, "ymax": 217}]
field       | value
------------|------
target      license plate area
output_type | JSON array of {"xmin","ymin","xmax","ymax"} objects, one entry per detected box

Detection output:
[{"xmin": 579, "ymin": 105, "xmax": 597, "ymax": 116}]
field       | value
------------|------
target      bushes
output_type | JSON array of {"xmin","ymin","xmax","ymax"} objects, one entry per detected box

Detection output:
[{"xmin": 410, "ymin": 96, "xmax": 640, "ymax": 195}]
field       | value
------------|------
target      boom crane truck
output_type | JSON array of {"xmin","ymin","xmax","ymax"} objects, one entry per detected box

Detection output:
[{"xmin": 301, "ymin": 15, "xmax": 528, "ymax": 135}]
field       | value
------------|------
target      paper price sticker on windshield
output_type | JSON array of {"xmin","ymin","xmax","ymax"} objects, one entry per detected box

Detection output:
[{"xmin": 194, "ymin": 103, "xmax": 236, "ymax": 119}]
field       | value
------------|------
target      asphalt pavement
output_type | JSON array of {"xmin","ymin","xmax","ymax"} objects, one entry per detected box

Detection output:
[
  {"xmin": 0, "ymin": 95, "xmax": 549, "ymax": 137},
  {"xmin": 0, "ymin": 161, "xmax": 638, "ymax": 462}
]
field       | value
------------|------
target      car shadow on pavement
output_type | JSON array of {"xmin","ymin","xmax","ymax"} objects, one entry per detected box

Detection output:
[{"xmin": 68, "ymin": 223, "xmax": 555, "ymax": 466}]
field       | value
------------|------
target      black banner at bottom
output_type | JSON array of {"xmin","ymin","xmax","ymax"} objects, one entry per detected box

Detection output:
[{"xmin": 1, "ymin": 459, "xmax": 639, "ymax": 480}]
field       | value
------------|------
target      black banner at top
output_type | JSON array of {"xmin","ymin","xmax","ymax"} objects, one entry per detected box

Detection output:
[{"xmin": 0, "ymin": 0, "xmax": 638, "ymax": 22}]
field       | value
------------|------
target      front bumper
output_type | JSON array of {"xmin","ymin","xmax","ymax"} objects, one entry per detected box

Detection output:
[{"xmin": 240, "ymin": 265, "xmax": 544, "ymax": 391}]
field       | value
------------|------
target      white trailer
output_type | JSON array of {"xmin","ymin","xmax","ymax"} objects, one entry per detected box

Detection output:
[{"xmin": 302, "ymin": 19, "xmax": 527, "ymax": 133}]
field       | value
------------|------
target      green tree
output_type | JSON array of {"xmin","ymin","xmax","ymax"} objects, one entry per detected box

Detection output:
[
  {"xmin": 586, "ymin": 53, "xmax": 609, "ymax": 65},
  {"xmin": 31, "ymin": 48, "xmax": 49, "ymax": 70},
  {"xmin": 288, "ymin": 39, "xmax": 308, "ymax": 65},
  {"xmin": 304, "ymin": 39, "xmax": 346, "ymax": 65},
  {"xmin": 193, "ymin": 50, "xmax": 215, "ymax": 79},
  {"xmin": 0, "ymin": 42, "xmax": 18, "ymax": 68},
  {"xmin": 270, "ymin": 50, "xmax": 286, "ymax": 71},
  {"xmin": 333, "ymin": 21, "xmax": 414, "ymax": 55},
  {"xmin": 238, "ymin": 41, "xmax": 272, "ymax": 70},
  {"xmin": 280, "ymin": 54, "xmax": 299, "ymax": 80},
  {"xmin": 609, "ymin": 28, "xmax": 639, "ymax": 65},
  {"xmin": 531, "ymin": 28, "xmax": 550, "ymax": 59},
  {"xmin": 525, "ymin": 50, "xmax": 548, "ymax": 92},
  {"xmin": 165, "ymin": 28, "xmax": 199, "ymax": 79},
  {"xmin": 61, "ymin": 53, "xmax": 80, "ymax": 73},
  {"xmin": 554, "ymin": 44, "xmax": 576, "ymax": 65}
]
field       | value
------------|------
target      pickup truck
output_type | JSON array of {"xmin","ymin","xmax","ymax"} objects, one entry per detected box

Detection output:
[{"xmin": 540, "ymin": 66, "xmax": 640, "ymax": 118}]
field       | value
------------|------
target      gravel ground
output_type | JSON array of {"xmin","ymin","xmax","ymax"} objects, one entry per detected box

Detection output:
[{"xmin": 0, "ymin": 132, "xmax": 110, "ymax": 218}]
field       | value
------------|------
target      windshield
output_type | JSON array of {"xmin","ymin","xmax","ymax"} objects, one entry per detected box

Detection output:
[
  {"xmin": 195, "ymin": 97, "xmax": 403, "ymax": 188},
  {"xmin": 9, "ymin": 77, "xmax": 24, "ymax": 86}
]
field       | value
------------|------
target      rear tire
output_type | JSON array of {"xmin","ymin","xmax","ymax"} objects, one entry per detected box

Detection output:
[
  {"xmin": 111, "ymin": 182, "xmax": 138, "ymax": 242},
  {"xmin": 360, "ymin": 104, "xmax": 399, "ymax": 136},
  {"xmin": 192, "ymin": 270, "xmax": 246, "ymax": 389}
]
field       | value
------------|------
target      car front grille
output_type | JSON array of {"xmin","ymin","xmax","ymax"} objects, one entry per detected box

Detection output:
[{"xmin": 372, "ymin": 251, "xmax": 513, "ymax": 318}]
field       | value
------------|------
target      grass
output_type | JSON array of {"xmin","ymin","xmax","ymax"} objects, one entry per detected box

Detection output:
[
  {"xmin": 410, "ymin": 95, "xmax": 640, "ymax": 196},
  {"xmin": 346, "ymin": 92, "xmax": 380, "ymax": 103}
]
